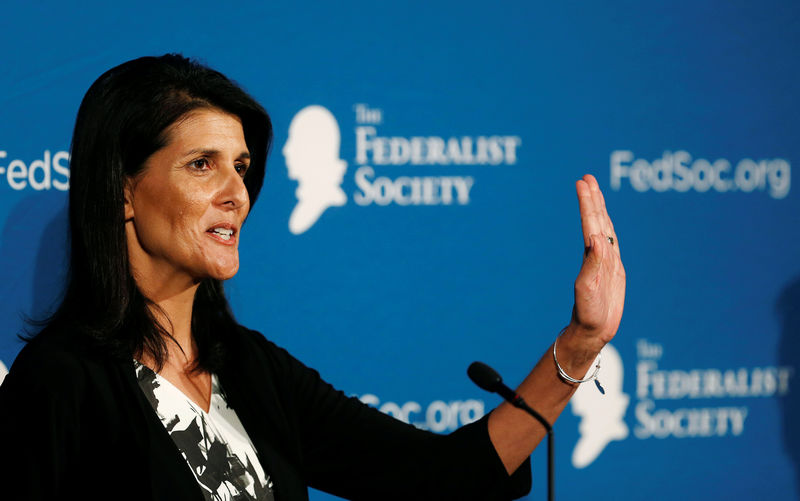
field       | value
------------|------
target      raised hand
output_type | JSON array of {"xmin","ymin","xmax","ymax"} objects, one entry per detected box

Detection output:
[
  {"xmin": 487, "ymin": 175, "xmax": 627, "ymax": 474},
  {"xmin": 570, "ymin": 174, "xmax": 626, "ymax": 349}
]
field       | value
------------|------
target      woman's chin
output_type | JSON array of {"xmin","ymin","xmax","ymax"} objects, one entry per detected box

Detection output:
[
  {"xmin": 204, "ymin": 260, "xmax": 240, "ymax": 281},
  {"xmin": 200, "ymin": 249, "xmax": 241, "ymax": 281},
  {"xmin": 217, "ymin": 266, "xmax": 239, "ymax": 281}
]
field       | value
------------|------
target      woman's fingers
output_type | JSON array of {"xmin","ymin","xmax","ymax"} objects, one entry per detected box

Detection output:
[
  {"xmin": 576, "ymin": 179, "xmax": 602, "ymax": 249},
  {"xmin": 583, "ymin": 174, "xmax": 620, "ymax": 255},
  {"xmin": 585, "ymin": 175, "xmax": 609, "ymax": 233},
  {"xmin": 572, "ymin": 175, "xmax": 626, "ymax": 343}
]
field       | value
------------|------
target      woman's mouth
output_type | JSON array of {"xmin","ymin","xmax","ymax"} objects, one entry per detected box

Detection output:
[
  {"xmin": 210, "ymin": 227, "xmax": 233, "ymax": 240},
  {"xmin": 206, "ymin": 224, "xmax": 237, "ymax": 244}
]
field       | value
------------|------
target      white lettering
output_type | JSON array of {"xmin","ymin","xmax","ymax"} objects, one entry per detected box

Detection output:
[
  {"xmin": 502, "ymin": 136, "xmax": 521, "ymax": 164},
  {"xmin": 427, "ymin": 401, "xmax": 450, "ymax": 432},
  {"xmin": 356, "ymin": 130, "xmax": 521, "ymax": 166},
  {"xmin": 637, "ymin": 360, "xmax": 793, "ymax": 399},
  {"xmin": 1, "ymin": 150, "xmax": 70, "ymax": 191},
  {"xmin": 610, "ymin": 150, "xmax": 633, "ymax": 190},
  {"xmin": 354, "ymin": 103, "xmax": 382, "ymax": 124},
  {"xmin": 353, "ymin": 166, "xmax": 473, "ymax": 207},
  {"xmin": 355, "ymin": 126, "xmax": 377, "ymax": 165},
  {"xmin": 28, "ymin": 150, "xmax": 51, "ymax": 190},
  {"xmin": 610, "ymin": 150, "xmax": 791, "ymax": 199},
  {"xmin": 452, "ymin": 176, "xmax": 474, "ymax": 204},
  {"xmin": 8, "ymin": 159, "xmax": 27, "ymax": 190},
  {"xmin": 637, "ymin": 360, "xmax": 658, "ymax": 399},
  {"xmin": 636, "ymin": 339, "xmax": 663, "ymax": 359},
  {"xmin": 358, "ymin": 394, "xmax": 485, "ymax": 432},
  {"xmin": 673, "ymin": 150, "xmax": 693, "ymax": 192},
  {"xmin": 353, "ymin": 165, "xmax": 375, "ymax": 206},
  {"xmin": 768, "ymin": 159, "xmax": 791, "ymax": 199},
  {"xmin": 52, "ymin": 151, "xmax": 70, "ymax": 191},
  {"xmin": 635, "ymin": 400, "xmax": 749, "ymax": 439}
]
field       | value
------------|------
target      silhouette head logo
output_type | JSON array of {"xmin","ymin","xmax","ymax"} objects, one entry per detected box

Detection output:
[
  {"xmin": 282, "ymin": 105, "xmax": 347, "ymax": 234},
  {"xmin": 570, "ymin": 343, "xmax": 629, "ymax": 468}
]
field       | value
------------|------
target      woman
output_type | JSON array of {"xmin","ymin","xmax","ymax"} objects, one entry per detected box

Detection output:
[{"xmin": 0, "ymin": 54, "xmax": 625, "ymax": 500}]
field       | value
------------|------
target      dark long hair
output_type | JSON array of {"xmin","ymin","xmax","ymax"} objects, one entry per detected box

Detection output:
[{"xmin": 37, "ymin": 54, "xmax": 272, "ymax": 372}]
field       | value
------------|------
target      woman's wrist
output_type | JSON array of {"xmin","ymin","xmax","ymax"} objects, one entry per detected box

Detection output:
[{"xmin": 553, "ymin": 323, "xmax": 606, "ymax": 378}]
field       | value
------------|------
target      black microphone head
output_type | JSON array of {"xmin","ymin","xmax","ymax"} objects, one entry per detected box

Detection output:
[{"xmin": 467, "ymin": 361, "xmax": 503, "ymax": 393}]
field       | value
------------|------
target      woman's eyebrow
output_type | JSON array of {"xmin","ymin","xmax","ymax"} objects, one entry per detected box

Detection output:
[
  {"xmin": 180, "ymin": 148, "xmax": 250, "ymax": 159},
  {"xmin": 181, "ymin": 148, "xmax": 219, "ymax": 158}
]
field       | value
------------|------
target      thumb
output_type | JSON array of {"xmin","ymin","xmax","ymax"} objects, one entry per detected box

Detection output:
[
  {"xmin": 584, "ymin": 234, "xmax": 604, "ymax": 270},
  {"xmin": 576, "ymin": 234, "xmax": 604, "ymax": 289}
]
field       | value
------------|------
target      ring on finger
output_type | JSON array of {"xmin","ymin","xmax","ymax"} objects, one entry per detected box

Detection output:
[{"xmin": 606, "ymin": 236, "xmax": 614, "ymax": 245}]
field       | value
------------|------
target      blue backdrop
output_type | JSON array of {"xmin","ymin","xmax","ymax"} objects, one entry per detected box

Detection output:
[{"xmin": 1, "ymin": 1, "xmax": 798, "ymax": 499}]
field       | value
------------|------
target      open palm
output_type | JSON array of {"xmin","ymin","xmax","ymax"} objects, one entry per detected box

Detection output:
[{"xmin": 571, "ymin": 174, "xmax": 626, "ymax": 346}]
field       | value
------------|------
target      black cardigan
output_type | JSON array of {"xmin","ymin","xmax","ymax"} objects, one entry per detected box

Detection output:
[{"xmin": 0, "ymin": 325, "xmax": 531, "ymax": 500}]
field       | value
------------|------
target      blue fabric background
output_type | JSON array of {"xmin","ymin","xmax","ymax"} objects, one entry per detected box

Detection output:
[{"xmin": 1, "ymin": 1, "xmax": 798, "ymax": 499}]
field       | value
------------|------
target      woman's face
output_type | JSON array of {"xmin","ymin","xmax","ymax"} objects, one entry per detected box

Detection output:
[{"xmin": 124, "ymin": 109, "xmax": 251, "ymax": 290}]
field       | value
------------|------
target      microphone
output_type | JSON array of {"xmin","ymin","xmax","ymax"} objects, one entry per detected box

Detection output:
[
  {"xmin": 467, "ymin": 362, "xmax": 552, "ymax": 432},
  {"xmin": 468, "ymin": 361, "xmax": 554, "ymax": 501},
  {"xmin": 467, "ymin": 361, "xmax": 505, "ymax": 392}
]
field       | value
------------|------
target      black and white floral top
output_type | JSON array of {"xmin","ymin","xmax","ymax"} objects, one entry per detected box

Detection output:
[{"xmin": 134, "ymin": 361, "xmax": 274, "ymax": 501}]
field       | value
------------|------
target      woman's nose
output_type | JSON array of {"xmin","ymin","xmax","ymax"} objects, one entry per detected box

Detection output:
[{"xmin": 218, "ymin": 165, "xmax": 249, "ymax": 210}]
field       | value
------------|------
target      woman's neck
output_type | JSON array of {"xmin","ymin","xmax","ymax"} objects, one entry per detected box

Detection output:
[
  {"xmin": 136, "ymin": 275, "xmax": 201, "ymax": 368},
  {"xmin": 153, "ymin": 287, "xmax": 199, "ymax": 362}
]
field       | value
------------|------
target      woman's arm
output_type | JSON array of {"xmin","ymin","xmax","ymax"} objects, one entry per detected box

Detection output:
[
  {"xmin": 238, "ymin": 328, "xmax": 531, "ymax": 499},
  {"xmin": 489, "ymin": 174, "xmax": 626, "ymax": 473}
]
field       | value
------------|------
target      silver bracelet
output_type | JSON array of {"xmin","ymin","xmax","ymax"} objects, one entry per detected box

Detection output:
[{"xmin": 553, "ymin": 334, "xmax": 605, "ymax": 394}]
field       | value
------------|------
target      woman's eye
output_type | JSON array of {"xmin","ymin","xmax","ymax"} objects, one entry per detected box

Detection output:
[
  {"xmin": 190, "ymin": 158, "xmax": 211, "ymax": 171},
  {"xmin": 235, "ymin": 163, "xmax": 250, "ymax": 176}
]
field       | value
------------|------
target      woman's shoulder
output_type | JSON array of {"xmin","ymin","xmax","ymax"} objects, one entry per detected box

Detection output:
[
  {"xmin": 13, "ymin": 329, "xmax": 83, "ymax": 369},
  {"xmin": 225, "ymin": 325, "xmax": 321, "ymax": 384},
  {"xmin": 228, "ymin": 325, "xmax": 298, "ymax": 366},
  {"xmin": 2, "ymin": 326, "xmax": 111, "ymax": 394}
]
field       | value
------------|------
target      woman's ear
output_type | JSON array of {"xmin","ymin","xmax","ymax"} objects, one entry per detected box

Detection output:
[{"xmin": 124, "ymin": 179, "xmax": 135, "ymax": 221}]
